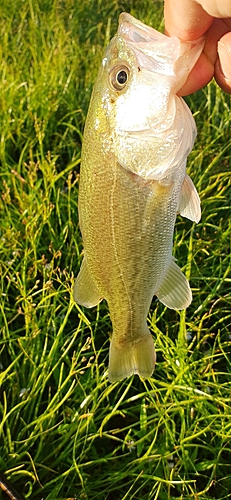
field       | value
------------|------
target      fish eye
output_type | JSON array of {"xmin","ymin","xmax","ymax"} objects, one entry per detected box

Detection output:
[
  {"xmin": 117, "ymin": 70, "xmax": 127, "ymax": 84},
  {"xmin": 109, "ymin": 64, "xmax": 130, "ymax": 91}
]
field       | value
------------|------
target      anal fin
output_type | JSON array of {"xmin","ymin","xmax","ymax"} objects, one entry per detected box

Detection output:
[
  {"xmin": 74, "ymin": 257, "xmax": 102, "ymax": 308},
  {"xmin": 156, "ymin": 258, "xmax": 192, "ymax": 310}
]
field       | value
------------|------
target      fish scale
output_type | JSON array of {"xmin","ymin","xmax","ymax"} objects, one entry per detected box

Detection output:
[{"xmin": 74, "ymin": 13, "xmax": 203, "ymax": 382}]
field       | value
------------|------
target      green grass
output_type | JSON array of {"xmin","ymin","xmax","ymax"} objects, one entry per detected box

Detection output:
[{"xmin": 0, "ymin": 0, "xmax": 231, "ymax": 498}]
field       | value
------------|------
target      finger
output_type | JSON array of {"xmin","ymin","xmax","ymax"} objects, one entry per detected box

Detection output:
[
  {"xmin": 199, "ymin": 0, "xmax": 231, "ymax": 18},
  {"xmin": 164, "ymin": 0, "xmax": 213, "ymax": 40},
  {"xmin": 215, "ymin": 32, "xmax": 231, "ymax": 93},
  {"xmin": 177, "ymin": 18, "xmax": 231, "ymax": 96}
]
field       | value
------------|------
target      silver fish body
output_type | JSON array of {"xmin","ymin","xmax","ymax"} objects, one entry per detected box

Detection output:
[{"xmin": 74, "ymin": 13, "xmax": 203, "ymax": 382}]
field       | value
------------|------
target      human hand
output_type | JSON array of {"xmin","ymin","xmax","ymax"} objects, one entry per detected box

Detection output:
[{"xmin": 164, "ymin": 0, "xmax": 231, "ymax": 95}]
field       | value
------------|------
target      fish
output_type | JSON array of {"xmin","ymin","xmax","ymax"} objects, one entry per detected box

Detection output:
[{"xmin": 74, "ymin": 13, "xmax": 203, "ymax": 383}]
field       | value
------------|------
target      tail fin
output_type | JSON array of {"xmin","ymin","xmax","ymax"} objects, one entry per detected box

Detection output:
[{"xmin": 108, "ymin": 333, "xmax": 156, "ymax": 383}]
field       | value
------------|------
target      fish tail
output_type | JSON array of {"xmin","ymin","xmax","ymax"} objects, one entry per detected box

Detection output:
[{"xmin": 108, "ymin": 332, "xmax": 156, "ymax": 383}]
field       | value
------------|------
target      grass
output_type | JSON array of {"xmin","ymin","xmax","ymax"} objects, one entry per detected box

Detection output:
[{"xmin": 0, "ymin": 0, "xmax": 231, "ymax": 498}]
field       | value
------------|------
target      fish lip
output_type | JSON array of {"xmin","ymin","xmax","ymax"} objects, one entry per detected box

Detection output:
[
  {"xmin": 118, "ymin": 12, "xmax": 163, "ymax": 44},
  {"xmin": 118, "ymin": 12, "xmax": 179, "ymax": 49}
]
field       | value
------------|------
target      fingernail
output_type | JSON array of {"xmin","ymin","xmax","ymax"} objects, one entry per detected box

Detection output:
[{"xmin": 218, "ymin": 40, "xmax": 231, "ymax": 81}]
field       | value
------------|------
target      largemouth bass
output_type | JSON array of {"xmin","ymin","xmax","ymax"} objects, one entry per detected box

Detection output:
[{"xmin": 74, "ymin": 13, "xmax": 203, "ymax": 382}]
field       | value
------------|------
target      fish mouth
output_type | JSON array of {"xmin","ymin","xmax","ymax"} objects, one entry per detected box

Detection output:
[
  {"xmin": 117, "ymin": 13, "xmax": 205, "ymax": 87},
  {"xmin": 117, "ymin": 12, "xmax": 181, "ymax": 77},
  {"xmin": 118, "ymin": 12, "xmax": 163, "ymax": 45}
]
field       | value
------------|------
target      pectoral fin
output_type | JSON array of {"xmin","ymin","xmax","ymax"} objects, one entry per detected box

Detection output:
[
  {"xmin": 156, "ymin": 259, "xmax": 192, "ymax": 310},
  {"xmin": 74, "ymin": 257, "xmax": 102, "ymax": 308},
  {"xmin": 178, "ymin": 174, "xmax": 201, "ymax": 223}
]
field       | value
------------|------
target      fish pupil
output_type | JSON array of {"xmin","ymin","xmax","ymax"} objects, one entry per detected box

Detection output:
[{"xmin": 116, "ymin": 70, "xmax": 127, "ymax": 85}]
